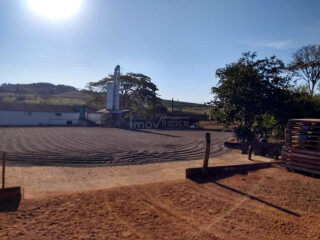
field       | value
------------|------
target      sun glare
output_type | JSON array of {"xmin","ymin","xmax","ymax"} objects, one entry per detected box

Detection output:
[{"xmin": 28, "ymin": 0, "xmax": 83, "ymax": 19}]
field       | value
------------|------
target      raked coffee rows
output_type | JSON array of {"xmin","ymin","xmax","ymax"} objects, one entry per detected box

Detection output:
[{"xmin": 0, "ymin": 127, "xmax": 232, "ymax": 166}]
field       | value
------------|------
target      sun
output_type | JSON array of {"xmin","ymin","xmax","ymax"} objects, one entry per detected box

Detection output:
[{"xmin": 28, "ymin": 0, "xmax": 83, "ymax": 19}]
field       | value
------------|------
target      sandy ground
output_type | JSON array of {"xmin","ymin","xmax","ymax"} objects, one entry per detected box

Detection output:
[
  {"xmin": 5, "ymin": 150, "xmax": 274, "ymax": 199},
  {"xmin": 1, "ymin": 167, "xmax": 320, "ymax": 240}
]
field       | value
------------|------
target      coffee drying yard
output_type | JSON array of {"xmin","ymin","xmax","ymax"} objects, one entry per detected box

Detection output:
[{"xmin": 0, "ymin": 127, "xmax": 232, "ymax": 166}]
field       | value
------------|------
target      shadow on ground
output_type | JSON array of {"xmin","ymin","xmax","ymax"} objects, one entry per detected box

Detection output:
[
  {"xmin": 0, "ymin": 187, "xmax": 22, "ymax": 212},
  {"xmin": 0, "ymin": 200, "xmax": 21, "ymax": 212},
  {"xmin": 189, "ymin": 170, "xmax": 301, "ymax": 218}
]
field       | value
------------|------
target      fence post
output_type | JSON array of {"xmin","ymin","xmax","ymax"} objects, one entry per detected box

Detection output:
[
  {"xmin": 202, "ymin": 133, "xmax": 211, "ymax": 177},
  {"xmin": 248, "ymin": 145, "xmax": 253, "ymax": 160},
  {"xmin": 2, "ymin": 152, "xmax": 6, "ymax": 189}
]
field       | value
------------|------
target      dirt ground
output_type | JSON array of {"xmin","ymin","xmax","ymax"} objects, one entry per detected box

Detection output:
[
  {"xmin": 5, "ymin": 150, "xmax": 274, "ymax": 199},
  {"xmin": 0, "ymin": 127, "xmax": 231, "ymax": 166},
  {"xmin": 1, "ymin": 167, "xmax": 320, "ymax": 240}
]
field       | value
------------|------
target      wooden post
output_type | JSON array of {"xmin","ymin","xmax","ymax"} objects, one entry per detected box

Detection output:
[
  {"xmin": 202, "ymin": 133, "xmax": 211, "ymax": 177},
  {"xmin": 2, "ymin": 152, "xmax": 6, "ymax": 189},
  {"xmin": 275, "ymin": 147, "xmax": 279, "ymax": 160},
  {"xmin": 171, "ymin": 98, "xmax": 174, "ymax": 116},
  {"xmin": 248, "ymin": 145, "xmax": 253, "ymax": 160}
]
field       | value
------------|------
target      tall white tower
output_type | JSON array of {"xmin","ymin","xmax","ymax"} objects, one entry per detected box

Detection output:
[
  {"xmin": 106, "ymin": 65, "xmax": 120, "ymax": 111},
  {"xmin": 113, "ymin": 65, "xmax": 120, "ymax": 110},
  {"xmin": 106, "ymin": 82, "xmax": 114, "ymax": 110}
]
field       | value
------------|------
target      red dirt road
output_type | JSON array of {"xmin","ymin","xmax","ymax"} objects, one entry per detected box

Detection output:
[{"xmin": 1, "ymin": 167, "xmax": 320, "ymax": 239}]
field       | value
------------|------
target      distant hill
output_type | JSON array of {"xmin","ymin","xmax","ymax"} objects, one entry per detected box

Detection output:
[
  {"xmin": 0, "ymin": 83, "xmax": 78, "ymax": 95},
  {"xmin": 161, "ymin": 99, "xmax": 206, "ymax": 108},
  {"xmin": 0, "ymin": 83, "xmax": 209, "ymax": 118},
  {"xmin": 161, "ymin": 99, "xmax": 210, "ymax": 119}
]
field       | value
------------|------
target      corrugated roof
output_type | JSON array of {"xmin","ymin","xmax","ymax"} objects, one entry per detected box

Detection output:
[
  {"xmin": 0, "ymin": 102, "xmax": 79, "ymax": 113},
  {"xmin": 97, "ymin": 109, "xmax": 129, "ymax": 114}
]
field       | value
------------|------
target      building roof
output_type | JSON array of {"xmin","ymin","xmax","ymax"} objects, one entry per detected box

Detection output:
[
  {"xmin": 0, "ymin": 102, "xmax": 80, "ymax": 113},
  {"xmin": 97, "ymin": 109, "xmax": 109, "ymax": 113},
  {"xmin": 97, "ymin": 109, "xmax": 129, "ymax": 114}
]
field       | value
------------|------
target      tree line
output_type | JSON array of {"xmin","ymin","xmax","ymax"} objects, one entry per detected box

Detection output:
[
  {"xmin": 209, "ymin": 44, "xmax": 320, "ymax": 140},
  {"xmin": 0, "ymin": 83, "xmax": 77, "ymax": 95}
]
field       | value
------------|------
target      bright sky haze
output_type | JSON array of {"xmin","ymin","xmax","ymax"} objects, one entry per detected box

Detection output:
[{"xmin": 0, "ymin": 0, "xmax": 319, "ymax": 103}]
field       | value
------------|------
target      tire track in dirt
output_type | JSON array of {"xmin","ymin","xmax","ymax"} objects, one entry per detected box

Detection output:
[
  {"xmin": 1, "ymin": 168, "xmax": 319, "ymax": 240},
  {"xmin": 134, "ymin": 185, "xmax": 223, "ymax": 239},
  {"xmin": 104, "ymin": 199, "xmax": 153, "ymax": 240},
  {"xmin": 106, "ymin": 186, "xmax": 220, "ymax": 240}
]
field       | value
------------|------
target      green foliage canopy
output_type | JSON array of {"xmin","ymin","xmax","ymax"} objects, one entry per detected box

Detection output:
[
  {"xmin": 210, "ymin": 52, "xmax": 291, "ymax": 139},
  {"xmin": 85, "ymin": 72, "xmax": 167, "ymax": 119}
]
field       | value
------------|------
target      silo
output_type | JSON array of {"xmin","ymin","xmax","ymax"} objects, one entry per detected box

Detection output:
[
  {"xmin": 106, "ymin": 82, "xmax": 114, "ymax": 110},
  {"xmin": 113, "ymin": 65, "xmax": 120, "ymax": 110}
]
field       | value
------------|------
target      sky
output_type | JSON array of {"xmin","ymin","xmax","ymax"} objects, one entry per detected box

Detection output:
[{"xmin": 0, "ymin": 0, "xmax": 319, "ymax": 103}]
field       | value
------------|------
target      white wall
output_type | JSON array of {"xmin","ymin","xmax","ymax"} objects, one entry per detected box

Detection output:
[
  {"xmin": 0, "ymin": 110, "xmax": 80, "ymax": 126},
  {"xmin": 86, "ymin": 112, "xmax": 102, "ymax": 125}
]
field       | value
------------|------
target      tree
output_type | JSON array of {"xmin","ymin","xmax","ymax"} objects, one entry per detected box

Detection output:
[
  {"xmin": 82, "ymin": 90, "xmax": 105, "ymax": 110},
  {"xmin": 209, "ymin": 52, "xmax": 291, "ymax": 140},
  {"xmin": 288, "ymin": 44, "xmax": 320, "ymax": 95},
  {"xmin": 285, "ymin": 85, "xmax": 320, "ymax": 120},
  {"xmin": 85, "ymin": 72, "xmax": 166, "ymax": 119}
]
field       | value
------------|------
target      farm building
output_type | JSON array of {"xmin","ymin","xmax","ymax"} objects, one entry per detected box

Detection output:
[
  {"xmin": 85, "ymin": 108, "xmax": 104, "ymax": 125},
  {"xmin": 0, "ymin": 102, "xmax": 102, "ymax": 126}
]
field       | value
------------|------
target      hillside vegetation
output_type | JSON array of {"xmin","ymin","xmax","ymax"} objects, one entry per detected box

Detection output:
[
  {"xmin": 0, "ymin": 83, "xmax": 77, "ymax": 95},
  {"xmin": 0, "ymin": 83, "xmax": 83, "ymax": 105},
  {"xmin": 161, "ymin": 99, "xmax": 210, "ymax": 116},
  {"xmin": 161, "ymin": 99, "xmax": 206, "ymax": 108},
  {"xmin": 0, "ymin": 83, "xmax": 207, "ymax": 116}
]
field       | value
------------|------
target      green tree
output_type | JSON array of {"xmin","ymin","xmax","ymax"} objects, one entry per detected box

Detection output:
[
  {"xmin": 209, "ymin": 52, "xmax": 290, "ymax": 140},
  {"xmin": 82, "ymin": 90, "xmax": 105, "ymax": 110},
  {"xmin": 285, "ymin": 85, "xmax": 320, "ymax": 120},
  {"xmin": 85, "ymin": 72, "xmax": 166, "ymax": 119},
  {"xmin": 288, "ymin": 44, "xmax": 320, "ymax": 95}
]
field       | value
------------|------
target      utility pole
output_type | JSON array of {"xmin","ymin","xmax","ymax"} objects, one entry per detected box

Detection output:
[
  {"xmin": 202, "ymin": 133, "xmax": 211, "ymax": 177},
  {"xmin": 2, "ymin": 152, "xmax": 6, "ymax": 189},
  {"xmin": 171, "ymin": 98, "xmax": 174, "ymax": 116}
]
